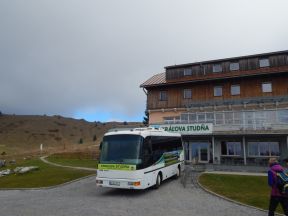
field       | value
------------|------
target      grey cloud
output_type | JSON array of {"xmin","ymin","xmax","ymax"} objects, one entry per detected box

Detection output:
[{"xmin": 0, "ymin": 0, "xmax": 288, "ymax": 120}]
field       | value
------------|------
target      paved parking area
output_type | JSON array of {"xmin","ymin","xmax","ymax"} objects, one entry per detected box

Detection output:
[{"xmin": 0, "ymin": 176, "xmax": 267, "ymax": 216}]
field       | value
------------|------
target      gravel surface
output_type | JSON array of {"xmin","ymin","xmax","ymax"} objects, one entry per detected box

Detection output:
[{"xmin": 0, "ymin": 176, "xmax": 267, "ymax": 216}]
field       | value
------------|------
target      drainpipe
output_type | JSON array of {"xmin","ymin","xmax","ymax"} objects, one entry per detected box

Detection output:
[
  {"xmin": 243, "ymin": 136, "xmax": 247, "ymax": 165},
  {"xmin": 142, "ymin": 88, "xmax": 147, "ymax": 96},
  {"xmin": 212, "ymin": 136, "xmax": 215, "ymax": 164}
]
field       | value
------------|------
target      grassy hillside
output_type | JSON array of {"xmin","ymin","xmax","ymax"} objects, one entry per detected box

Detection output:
[{"xmin": 0, "ymin": 114, "xmax": 142, "ymax": 160}]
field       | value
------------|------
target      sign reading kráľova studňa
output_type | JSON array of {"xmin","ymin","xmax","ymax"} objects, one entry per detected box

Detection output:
[{"xmin": 152, "ymin": 123, "xmax": 213, "ymax": 134}]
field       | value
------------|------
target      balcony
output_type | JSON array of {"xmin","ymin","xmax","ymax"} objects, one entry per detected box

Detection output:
[{"xmin": 161, "ymin": 108, "xmax": 288, "ymax": 133}]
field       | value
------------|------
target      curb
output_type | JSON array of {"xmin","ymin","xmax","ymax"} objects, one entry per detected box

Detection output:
[
  {"xmin": 204, "ymin": 171, "xmax": 267, "ymax": 176},
  {"xmin": 0, "ymin": 174, "xmax": 96, "ymax": 191},
  {"xmin": 197, "ymin": 173, "xmax": 284, "ymax": 216},
  {"xmin": 40, "ymin": 156, "xmax": 97, "ymax": 171}
]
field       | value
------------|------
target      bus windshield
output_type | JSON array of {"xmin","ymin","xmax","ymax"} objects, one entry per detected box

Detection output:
[{"xmin": 100, "ymin": 134, "xmax": 143, "ymax": 165}]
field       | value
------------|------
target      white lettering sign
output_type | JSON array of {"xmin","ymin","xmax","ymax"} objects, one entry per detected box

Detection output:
[{"xmin": 151, "ymin": 123, "xmax": 213, "ymax": 135}]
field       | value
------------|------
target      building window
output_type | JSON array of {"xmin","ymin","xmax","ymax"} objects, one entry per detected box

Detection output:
[
  {"xmin": 197, "ymin": 113, "xmax": 206, "ymax": 122},
  {"xmin": 189, "ymin": 113, "xmax": 197, "ymax": 123},
  {"xmin": 259, "ymin": 58, "xmax": 270, "ymax": 68},
  {"xmin": 230, "ymin": 62, "xmax": 240, "ymax": 71},
  {"xmin": 163, "ymin": 116, "xmax": 180, "ymax": 123},
  {"xmin": 231, "ymin": 85, "xmax": 240, "ymax": 95},
  {"xmin": 159, "ymin": 91, "xmax": 168, "ymax": 101},
  {"xmin": 213, "ymin": 64, "xmax": 222, "ymax": 73},
  {"xmin": 248, "ymin": 142, "xmax": 279, "ymax": 157},
  {"xmin": 215, "ymin": 113, "xmax": 224, "ymax": 124},
  {"xmin": 180, "ymin": 113, "xmax": 189, "ymax": 123},
  {"xmin": 221, "ymin": 142, "xmax": 241, "ymax": 156},
  {"xmin": 184, "ymin": 68, "xmax": 192, "ymax": 76},
  {"xmin": 214, "ymin": 86, "xmax": 222, "ymax": 97},
  {"xmin": 183, "ymin": 89, "xmax": 192, "ymax": 99},
  {"xmin": 277, "ymin": 110, "xmax": 288, "ymax": 123},
  {"xmin": 262, "ymin": 82, "xmax": 272, "ymax": 93},
  {"xmin": 206, "ymin": 113, "xmax": 214, "ymax": 123}
]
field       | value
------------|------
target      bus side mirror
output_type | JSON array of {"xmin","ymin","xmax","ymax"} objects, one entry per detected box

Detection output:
[{"xmin": 99, "ymin": 142, "xmax": 103, "ymax": 150}]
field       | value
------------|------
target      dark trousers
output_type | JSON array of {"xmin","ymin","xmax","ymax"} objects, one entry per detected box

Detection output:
[{"xmin": 269, "ymin": 196, "xmax": 288, "ymax": 216}]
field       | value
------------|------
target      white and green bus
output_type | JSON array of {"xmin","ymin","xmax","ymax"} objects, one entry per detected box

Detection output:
[{"xmin": 96, "ymin": 127, "xmax": 184, "ymax": 189}]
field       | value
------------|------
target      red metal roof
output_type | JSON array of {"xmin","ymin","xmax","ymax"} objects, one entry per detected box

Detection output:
[{"xmin": 140, "ymin": 72, "xmax": 166, "ymax": 88}]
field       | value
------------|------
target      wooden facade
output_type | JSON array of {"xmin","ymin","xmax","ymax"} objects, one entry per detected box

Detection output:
[
  {"xmin": 142, "ymin": 51, "xmax": 288, "ymax": 110},
  {"xmin": 165, "ymin": 52, "xmax": 288, "ymax": 82},
  {"xmin": 147, "ymin": 73, "xmax": 288, "ymax": 110}
]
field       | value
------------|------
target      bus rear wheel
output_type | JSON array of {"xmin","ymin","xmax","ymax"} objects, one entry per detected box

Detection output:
[{"xmin": 154, "ymin": 173, "xmax": 161, "ymax": 189}]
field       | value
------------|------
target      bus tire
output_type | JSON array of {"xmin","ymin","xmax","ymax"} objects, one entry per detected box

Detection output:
[
  {"xmin": 154, "ymin": 173, "xmax": 161, "ymax": 189},
  {"xmin": 174, "ymin": 166, "xmax": 181, "ymax": 179}
]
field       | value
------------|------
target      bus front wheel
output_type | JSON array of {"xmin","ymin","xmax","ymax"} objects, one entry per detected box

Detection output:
[{"xmin": 154, "ymin": 173, "xmax": 161, "ymax": 189}]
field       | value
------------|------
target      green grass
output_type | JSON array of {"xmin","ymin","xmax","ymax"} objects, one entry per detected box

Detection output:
[
  {"xmin": 47, "ymin": 157, "xmax": 98, "ymax": 169},
  {"xmin": 0, "ymin": 158, "xmax": 94, "ymax": 188},
  {"xmin": 199, "ymin": 173, "xmax": 284, "ymax": 214},
  {"xmin": 47, "ymin": 153, "xmax": 98, "ymax": 169}
]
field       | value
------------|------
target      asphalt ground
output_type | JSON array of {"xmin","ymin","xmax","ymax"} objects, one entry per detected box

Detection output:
[{"xmin": 0, "ymin": 176, "xmax": 267, "ymax": 216}]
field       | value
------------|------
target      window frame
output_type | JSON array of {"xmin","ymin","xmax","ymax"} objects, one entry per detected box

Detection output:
[
  {"xmin": 229, "ymin": 62, "xmax": 240, "ymax": 71},
  {"xmin": 213, "ymin": 64, "xmax": 223, "ymax": 73},
  {"xmin": 214, "ymin": 86, "xmax": 223, "ymax": 97},
  {"xmin": 221, "ymin": 141, "xmax": 242, "ymax": 156},
  {"xmin": 262, "ymin": 82, "xmax": 272, "ymax": 93},
  {"xmin": 231, "ymin": 84, "xmax": 240, "ymax": 96},
  {"xmin": 259, "ymin": 58, "xmax": 270, "ymax": 68},
  {"xmin": 159, "ymin": 91, "xmax": 168, "ymax": 101},
  {"xmin": 184, "ymin": 68, "xmax": 192, "ymax": 76},
  {"xmin": 183, "ymin": 89, "xmax": 192, "ymax": 99},
  {"xmin": 248, "ymin": 141, "xmax": 280, "ymax": 157}
]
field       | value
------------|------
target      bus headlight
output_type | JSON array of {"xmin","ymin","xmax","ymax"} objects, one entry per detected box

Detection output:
[{"xmin": 96, "ymin": 180, "xmax": 103, "ymax": 184}]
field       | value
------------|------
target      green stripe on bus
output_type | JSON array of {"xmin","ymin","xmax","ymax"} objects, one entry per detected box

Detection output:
[{"xmin": 98, "ymin": 164, "xmax": 136, "ymax": 171}]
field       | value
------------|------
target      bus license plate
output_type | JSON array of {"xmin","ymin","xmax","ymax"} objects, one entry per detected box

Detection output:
[{"xmin": 109, "ymin": 181, "xmax": 120, "ymax": 186}]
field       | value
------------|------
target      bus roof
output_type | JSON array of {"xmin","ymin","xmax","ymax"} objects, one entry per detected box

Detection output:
[{"xmin": 104, "ymin": 127, "xmax": 181, "ymax": 138}]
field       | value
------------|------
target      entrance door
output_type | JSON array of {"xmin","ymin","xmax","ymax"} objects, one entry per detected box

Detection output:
[{"xmin": 190, "ymin": 142, "xmax": 210, "ymax": 163}]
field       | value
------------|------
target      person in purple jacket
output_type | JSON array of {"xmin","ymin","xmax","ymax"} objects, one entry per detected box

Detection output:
[{"xmin": 268, "ymin": 158, "xmax": 288, "ymax": 216}]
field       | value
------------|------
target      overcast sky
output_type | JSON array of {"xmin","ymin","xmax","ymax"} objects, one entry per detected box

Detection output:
[{"xmin": 1, "ymin": 0, "xmax": 288, "ymax": 122}]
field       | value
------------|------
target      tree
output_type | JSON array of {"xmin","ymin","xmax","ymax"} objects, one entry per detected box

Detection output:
[
  {"xmin": 143, "ymin": 109, "xmax": 149, "ymax": 126},
  {"xmin": 79, "ymin": 138, "xmax": 83, "ymax": 144}
]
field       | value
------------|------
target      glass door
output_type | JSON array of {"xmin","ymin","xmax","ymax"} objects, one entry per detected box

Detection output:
[{"xmin": 190, "ymin": 142, "xmax": 210, "ymax": 163}]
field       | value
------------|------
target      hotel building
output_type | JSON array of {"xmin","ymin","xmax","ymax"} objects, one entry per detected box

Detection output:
[{"xmin": 140, "ymin": 50, "xmax": 288, "ymax": 165}]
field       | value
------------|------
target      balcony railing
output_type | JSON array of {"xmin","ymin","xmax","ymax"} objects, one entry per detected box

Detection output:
[{"xmin": 161, "ymin": 108, "xmax": 288, "ymax": 131}]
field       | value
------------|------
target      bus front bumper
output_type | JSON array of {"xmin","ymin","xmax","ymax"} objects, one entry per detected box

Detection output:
[{"xmin": 96, "ymin": 177, "xmax": 146, "ymax": 189}]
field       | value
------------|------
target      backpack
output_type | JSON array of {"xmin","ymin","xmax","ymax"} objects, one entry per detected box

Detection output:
[{"xmin": 276, "ymin": 170, "xmax": 288, "ymax": 195}]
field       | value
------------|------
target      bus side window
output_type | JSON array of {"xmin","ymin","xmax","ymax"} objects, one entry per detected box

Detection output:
[
  {"xmin": 171, "ymin": 137, "xmax": 183, "ymax": 151},
  {"xmin": 142, "ymin": 137, "xmax": 153, "ymax": 168},
  {"xmin": 151, "ymin": 136, "xmax": 165, "ymax": 163}
]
